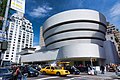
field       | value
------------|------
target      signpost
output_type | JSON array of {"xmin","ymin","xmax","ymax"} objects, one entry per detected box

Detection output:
[{"xmin": 10, "ymin": 0, "xmax": 25, "ymax": 13}]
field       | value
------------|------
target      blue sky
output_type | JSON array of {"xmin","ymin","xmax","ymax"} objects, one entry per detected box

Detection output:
[{"xmin": 24, "ymin": 0, "xmax": 120, "ymax": 46}]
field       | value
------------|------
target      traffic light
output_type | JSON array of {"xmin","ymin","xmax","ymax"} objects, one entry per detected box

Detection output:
[{"xmin": 1, "ymin": 41, "xmax": 8, "ymax": 50}]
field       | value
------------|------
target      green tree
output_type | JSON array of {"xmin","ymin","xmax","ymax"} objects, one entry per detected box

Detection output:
[
  {"xmin": 0, "ymin": 0, "xmax": 7, "ymax": 17},
  {"xmin": 0, "ymin": 0, "xmax": 7, "ymax": 30}
]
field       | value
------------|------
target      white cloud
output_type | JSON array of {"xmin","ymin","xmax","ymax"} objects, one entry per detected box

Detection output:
[
  {"xmin": 29, "ymin": 5, "xmax": 53, "ymax": 18},
  {"xmin": 108, "ymin": 2, "xmax": 120, "ymax": 28},
  {"xmin": 110, "ymin": 2, "xmax": 120, "ymax": 17}
]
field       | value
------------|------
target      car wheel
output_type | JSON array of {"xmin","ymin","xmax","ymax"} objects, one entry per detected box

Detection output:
[
  {"xmin": 42, "ymin": 71, "xmax": 46, "ymax": 75},
  {"xmin": 35, "ymin": 72, "xmax": 39, "ymax": 76},
  {"xmin": 56, "ymin": 72, "xmax": 61, "ymax": 76}
]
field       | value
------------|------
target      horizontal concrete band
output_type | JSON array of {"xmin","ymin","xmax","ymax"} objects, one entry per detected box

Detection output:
[
  {"xmin": 44, "ymin": 29, "xmax": 105, "ymax": 41},
  {"xmin": 43, "ymin": 22, "xmax": 106, "ymax": 38},
  {"xmin": 46, "ymin": 37, "xmax": 104, "ymax": 48},
  {"xmin": 21, "ymin": 44, "xmax": 105, "ymax": 63},
  {"xmin": 45, "ymin": 31, "xmax": 105, "ymax": 45},
  {"xmin": 43, "ymin": 20, "xmax": 106, "ymax": 35},
  {"xmin": 43, "ymin": 9, "xmax": 107, "ymax": 31},
  {"xmin": 47, "ymin": 39, "xmax": 103, "ymax": 49},
  {"xmin": 58, "ymin": 43, "xmax": 105, "ymax": 59}
]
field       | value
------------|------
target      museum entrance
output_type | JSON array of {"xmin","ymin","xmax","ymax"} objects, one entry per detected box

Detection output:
[{"xmin": 73, "ymin": 58, "xmax": 100, "ymax": 66}]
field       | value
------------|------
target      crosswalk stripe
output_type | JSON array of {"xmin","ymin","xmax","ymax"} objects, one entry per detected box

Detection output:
[{"xmin": 35, "ymin": 76, "xmax": 59, "ymax": 80}]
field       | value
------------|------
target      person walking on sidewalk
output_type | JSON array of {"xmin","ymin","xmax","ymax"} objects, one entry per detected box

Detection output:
[
  {"xmin": 100, "ymin": 65, "xmax": 105, "ymax": 74},
  {"xmin": 12, "ymin": 66, "xmax": 22, "ymax": 80}
]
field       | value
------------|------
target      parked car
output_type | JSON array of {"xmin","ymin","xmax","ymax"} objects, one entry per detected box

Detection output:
[
  {"xmin": 28, "ymin": 66, "xmax": 39, "ymax": 77},
  {"xmin": 65, "ymin": 66, "xmax": 80, "ymax": 75},
  {"xmin": 31, "ymin": 65, "xmax": 41, "ymax": 71},
  {"xmin": 40, "ymin": 66, "xmax": 70, "ymax": 76},
  {"xmin": 116, "ymin": 65, "xmax": 120, "ymax": 76},
  {"xmin": 0, "ymin": 68, "xmax": 12, "ymax": 80},
  {"xmin": 23, "ymin": 66, "xmax": 39, "ymax": 77},
  {"xmin": 41, "ymin": 64, "xmax": 50, "ymax": 68}
]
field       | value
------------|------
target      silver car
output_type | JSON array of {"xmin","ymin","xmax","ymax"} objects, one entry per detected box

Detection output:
[{"xmin": 116, "ymin": 66, "xmax": 120, "ymax": 76}]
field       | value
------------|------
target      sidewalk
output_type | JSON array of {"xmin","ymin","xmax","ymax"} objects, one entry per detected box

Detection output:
[
  {"xmin": 78, "ymin": 72, "xmax": 120, "ymax": 80},
  {"xmin": 97, "ymin": 71, "xmax": 116, "ymax": 76}
]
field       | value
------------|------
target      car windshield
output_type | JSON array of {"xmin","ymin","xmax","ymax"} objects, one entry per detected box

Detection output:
[
  {"xmin": 28, "ymin": 67, "xmax": 36, "ymax": 71},
  {"xmin": 0, "ymin": 69, "xmax": 9, "ymax": 73},
  {"xmin": 72, "ymin": 66, "xmax": 77, "ymax": 69},
  {"xmin": 72, "ymin": 66, "xmax": 79, "ymax": 71},
  {"xmin": 54, "ymin": 67, "xmax": 61, "ymax": 69}
]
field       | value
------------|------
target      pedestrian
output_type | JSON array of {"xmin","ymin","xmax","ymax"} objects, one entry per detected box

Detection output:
[
  {"xmin": 12, "ymin": 66, "xmax": 22, "ymax": 80},
  {"xmin": 86, "ymin": 64, "xmax": 91, "ymax": 73},
  {"xmin": 11, "ymin": 65, "xmax": 17, "ymax": 80},
  {"xmin": 21, "ymin": 65, "xmax": 28, "ymax": 80},
  {"xmin": 17, "ymin": 66, "xmax": 22, "ymax": 80},
  {"xmin": 100, "ymin": 65, "xmax": 105, "ymax": 74}
]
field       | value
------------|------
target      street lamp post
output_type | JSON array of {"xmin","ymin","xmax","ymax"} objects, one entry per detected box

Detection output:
[
  {"xmin": 0, "ymin": 0, "xmax": 10, "ymax": 66},
  {"xmin": 2, "ymin": 0, "xmax": 10, "ymax": 32}
]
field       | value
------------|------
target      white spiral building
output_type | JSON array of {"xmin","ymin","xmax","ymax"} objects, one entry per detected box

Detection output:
[
  {"xmin": 43, "ymin": 9, "xmax": 107, "ymax": 64},
  {"xmin": 21, "ymin": 9, "xmax": 120, "ymax": 65}
]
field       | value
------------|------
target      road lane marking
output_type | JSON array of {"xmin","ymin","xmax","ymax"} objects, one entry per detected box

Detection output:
[{"xmin": 35, "ymin": 76, "xmax": 59, "ymax": 80}]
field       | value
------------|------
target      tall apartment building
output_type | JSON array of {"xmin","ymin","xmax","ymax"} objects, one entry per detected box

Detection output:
[
  {"xmin": 115, "ymin": 33, "xmax": 120, "ymax": 58},
  {"xmin": 3, "ymin": 13, "xmax": 34, "ymax": 63},
  {"xmin": 106, "ymin": 23, "xmax": 120, "ymax": 58},
  {"xmin": 40, "ymin": 26, "xmax": 45, "ymax": 47}
]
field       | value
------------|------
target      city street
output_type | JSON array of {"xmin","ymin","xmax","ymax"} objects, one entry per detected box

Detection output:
[
  {"xmin": 27, "ymin": 72, "xmax": 120, "ymax": 80},
  {"xmin": 1, "ymin": 0, "xmax": 120, "ymax": 80}
]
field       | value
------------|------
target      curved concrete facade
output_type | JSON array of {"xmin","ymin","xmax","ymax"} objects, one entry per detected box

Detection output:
[
  {"xmin": 58, "ymin": 43, "xmax": 105, "ymax": 59},
  {"xmin": 21, "ymin": 9, "xmax": 120, "ymax": 65},
  {"xmin": 43, "ymin": 9, "xmax": 107, "ymax": 50}
]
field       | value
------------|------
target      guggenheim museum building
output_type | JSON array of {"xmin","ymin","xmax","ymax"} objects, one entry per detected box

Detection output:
[{"xmin": 20, "ymin": 9, "xmax": 120, "ymax": 66}]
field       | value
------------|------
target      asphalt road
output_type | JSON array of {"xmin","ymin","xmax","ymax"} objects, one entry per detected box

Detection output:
[
  {"xmin": 27, "ymin": 74, "xmax": 83, "ymax": 80},
  {"xmin": 27, "ymin": 72, "xmax": 120, "ymax": 80}
]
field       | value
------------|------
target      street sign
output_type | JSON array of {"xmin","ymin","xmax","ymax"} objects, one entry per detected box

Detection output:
[{"xmin": 10, "ymin": 0, "xmax": 25, "ymax": 13}]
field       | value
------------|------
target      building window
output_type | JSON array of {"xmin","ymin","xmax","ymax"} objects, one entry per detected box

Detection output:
[
  {"xmin": 46, "ymin": 67, "xmax": 50, "ymax": 69},
  {"xmin": 18, "ymin": 40, "xmax": 20, "ymax": 42},
  {"xmin": 6, "ymin": 55, "xmax": 9, "ymax": 57},
  {"xmin": 6, "ymin": 52, "xmax": 9, "ymax": 54},
  {"xmin": 111, "ymin": 37, "xmax": 113, "ymax": 40},
  {"xmin": 26, "ymin": 44, "xmax": 28, "ymax": 46}
]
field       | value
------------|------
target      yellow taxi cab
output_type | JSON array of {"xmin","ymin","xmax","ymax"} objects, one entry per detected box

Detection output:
[{"xmin": 40, "ymin": 66, "xmax": 70, "ymax": 76}]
